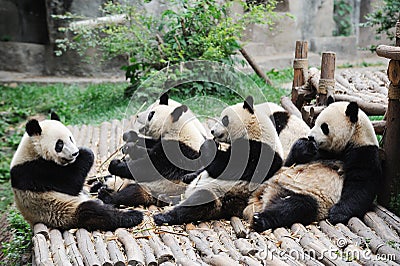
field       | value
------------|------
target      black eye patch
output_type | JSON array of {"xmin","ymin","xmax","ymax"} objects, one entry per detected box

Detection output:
[
  {"xmin": 321, "ymin": 123, "xmax": 329, "ymax": 135},
  {"xmin": 148, "ymin": 111, "xmax": 155, "ymax": 121},
  {"xmin": 55, "ymin": 139, "xmax": 64, "ymax": 153},
  {"xmin": 222, "ymin": 115, "xmax": 229, "ymax": 127}
]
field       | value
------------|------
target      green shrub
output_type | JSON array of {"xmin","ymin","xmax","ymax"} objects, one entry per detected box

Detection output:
[{"xmin": 55, "ymin": 0, "xmax": 286, "ymax": 96}]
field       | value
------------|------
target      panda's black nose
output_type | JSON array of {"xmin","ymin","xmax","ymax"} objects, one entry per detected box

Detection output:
[
  {"xmin": 211, "ymin": 130, "xmax": 214, "ymax": 135},
  {"xmin": 308, "ymin": 136, "xmax": 315, "ymax": 141},
  {"xmin": 72, "ymin": 151, "xmax": 79, "ymax": 157}
]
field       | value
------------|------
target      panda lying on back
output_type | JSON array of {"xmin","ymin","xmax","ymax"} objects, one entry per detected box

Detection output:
[
  {"xmin": 153, "ymin": 96, "xmax": 284, "ymax": 225},
  {"xmin": 244, "ymin": 101, "xmax": 382, "ymax": 231},
  {"xmin": 10, "ymin": 114, "xmax": 143, "ymax": 230}
]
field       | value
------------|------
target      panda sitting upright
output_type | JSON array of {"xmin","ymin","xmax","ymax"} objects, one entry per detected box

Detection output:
[
  {"xmin": 244, "ymin": 101, "xmax": 382, "ymax": 231},
  {"xmin": 97, "ymin": 103, "xmax": 207, "ymax": 207},
  {"xmin": 10, "ymin": 114, "xmax": 143, "ymax": 230},
  {"xmin": 153, "ymin": 96, "xmax": 284, "ymax": 225}
]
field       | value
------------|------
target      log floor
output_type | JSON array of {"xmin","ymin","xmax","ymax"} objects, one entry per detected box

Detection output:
[{"xmin": 32, "ymin": 68, "xmax": 400, "ymax": 265}]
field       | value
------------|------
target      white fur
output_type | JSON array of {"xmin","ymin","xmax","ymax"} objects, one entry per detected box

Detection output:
[
  {"xmin": 309, "ymin": 102, "xmax": 378, "ymax": 153},
  {"xmin": 134, "ymin": 99, "xmax": 209, "ymax": 138},
  {"xmin": 210, "ymin": 102, "xmax": 283, "ymax": 158},
  {"xmin": 140, "ymin": 104, "xmax": 205, "ymax": 152},
  {"xmin": 11, "ymin": 120, "xmax": 79, "ymax": 167}
]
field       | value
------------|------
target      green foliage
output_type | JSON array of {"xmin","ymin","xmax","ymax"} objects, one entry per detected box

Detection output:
[
  {"xmin": 362, "ymin": 0, "xmax": 400, "ymax": 47},
  {"xmin": 333, "ymin": 0, "xmax": 353, "ymax": 36},
  {"xmin": 55, "ymin": 0, "xmax": 284, "ymax": 96},
  {"xmin": 1, "ymin": 207, "xmax": 32, "ymax": 265}
]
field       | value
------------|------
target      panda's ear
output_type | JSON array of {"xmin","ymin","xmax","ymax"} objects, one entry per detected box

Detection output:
[
  {"xmin": 159, "ymin": 93, "xmax": 169, "ymax": 105},
  {"xmin": 26, "ymin": 119, "xmax": 42, "ymax": 136},
  {"xmin": 243, "ymin": 96, "xmax": 254, "ymax": 114},
  {"xmin": 326, "ymin": 95, "xmax": 335, "ymax": 106},
  {"xmin": 171, "ymin": 105, "xmax": 188, "ymax": 122},
  {"xmin": 50, "ymin": 112, "xmax": 60, "ymax": 121},
  {"xmin": 345, "ymin": 102, "xmax": 359, "ymax": 123}
]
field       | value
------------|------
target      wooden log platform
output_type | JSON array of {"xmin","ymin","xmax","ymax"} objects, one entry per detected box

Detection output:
[{"xmin": 29, "ymin": 114, "xmax": 400, "ymax": 265}]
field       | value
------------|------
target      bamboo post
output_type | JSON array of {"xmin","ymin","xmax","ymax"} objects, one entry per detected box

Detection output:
[
  {"xmin": 292, "ymin": 41, "xmax": 308, "ymax": 109},
  {"xmin": 377, "ymin": 20, "xmax": 400, "ymax": 206},
  {"xmin": 239, "ymin": 48, "xmax": 273, "ymax": 85},
  {"xmin": 317, "ymin": 52, "xmax": 336, "ymax": 106}
]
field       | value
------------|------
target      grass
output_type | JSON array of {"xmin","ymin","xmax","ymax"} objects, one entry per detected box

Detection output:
[{"xmin": 0, "ymin": 68, "xmax": 292, "ymax": 265}]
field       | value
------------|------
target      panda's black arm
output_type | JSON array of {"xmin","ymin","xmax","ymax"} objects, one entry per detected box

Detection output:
[
  {"xmin": 10, "ymin": 147, "xmax": 94, "ymax": 196},
  {"xmin": 328, "ymin": 145, "xmax": 381, "ymax": 224}
]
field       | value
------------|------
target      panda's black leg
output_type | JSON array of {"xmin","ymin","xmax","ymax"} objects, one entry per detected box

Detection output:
[
  {"xmin": 97, "ymin": 183, "xmax": 155, "ymax": 207},
  {"xmin": 252, "ymin": 193, "xmax": 318, "ymax": 232},
  {"xmin": 108, "ymin": 159, "xmax": 134, "ymax": 179},
  {"xmin": 76, "ymin": 200, "xmax": 143, "ymax": 231},
  {"xmin": 153, "ymin": 189, "xmax": 219, "ymax": 225}
]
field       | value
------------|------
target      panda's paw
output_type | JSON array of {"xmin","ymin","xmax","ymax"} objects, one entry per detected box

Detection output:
[
  {"xmin": 153, "ymin": 213, "xmax": 175, "ymax": 226},
  {"xmin": 182, "ymin": 172, "xmax": 199, "ymax": 184},
  {"xmin": 328, "ymin": 205, "xmax": 350, "ymax": 224},
  {"xmin": 200, "ymin": 139, "xmax": 217, "ymax": 165},
  {"xmin": 89, "ymin": 181, "xmax": 104, "ymax": 193},
  {"xmin": 123, "ymin": 130, "xmax": 139, "ymax": 142},
  {"xmin": 252, "ymin": 212, "xmax": 271, "ymax": 232},
  {"xmin": 108, "ymin": 159, "xmax": 124, "ymax": 175},
  {"xmin": 121, "ymin": 210, "xmax": 144, "ymax": 227},
  {"xmin": 97, "ymin": 186, "xmax": 115, "ymax": 204}
]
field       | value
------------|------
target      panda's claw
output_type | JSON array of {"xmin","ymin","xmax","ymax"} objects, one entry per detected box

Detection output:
[
  {"xmin": 97, "ymin": 186, "xmax": 115, "ymax": 204},
  {"xmin": 89, "ymin": 181, "xmax": 104, "ymax": 193},
  {"xmin": 153, "ymin": 213, "xmax": 174, "ymax": 226},
  {"xmin": 252, "ymin": 212, "xmax": 270, "ymax": 232}
]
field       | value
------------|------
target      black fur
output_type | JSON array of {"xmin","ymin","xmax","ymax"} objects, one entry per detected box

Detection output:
[
  {"xmin": 243, "ymin": 96, "xmax": 254, "ymax": 114},
  {"xmin": 51, "ymin": 112, "xmax": 61, "ymax": 121},
  {"xmin": 252, "ymin": 189, "xmax": 319, "ymax": 232},
  {"xmin": 328, "ymin": 145, "xmax": 381, "ymax": 224},
  {"xmin": 153, "ymin": 138, "xmax": 283, "ymax": 225},
  {"xmin": 159, "ymin": 92, "xmax": 169, "ymax": 105},
  {"xmin": 271, "ymin": 111, "xmax": 289, "ymax": 135},
  {"xmin": 102, "ymin": 139, "xmax": 202, "ymax": 206},
  {"xmin": 75, "ymin": 200, "xmax": 143, "ymax": 231},
  {"xmin": 171, "ymin": 105, "xmax": 188, "ymax": 122},
  {"xmin": 285, "ymin": 138, "xmax": 381, "ymax": 225},
  {"xmin": 345, "ymin": 102, "xmax": 359, "ymax": 123},
  {"xmin": 11, "ymin": 147, "xmax": 94, "ymax": 196},
  {"xmin": 26, "ymin": 119, "xmax": 42, "ymax": 136}
]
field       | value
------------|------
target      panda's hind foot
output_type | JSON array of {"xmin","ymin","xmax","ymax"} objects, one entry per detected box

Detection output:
[
  {"xmin": 97, "ymin": 186, "xmax": 116, "ymax": 204},
  {"xmin": 252, "ymin": 212, "xmax": 272, "ymax": 232},
  {"xmin": 328, "ymin": 205, "xmax": 351, "ymax": 225}
]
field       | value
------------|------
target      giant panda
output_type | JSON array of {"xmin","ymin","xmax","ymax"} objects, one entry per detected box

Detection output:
[
  {"xmin": 153, "ymin": 96, "xmax": 284, "ymax": 225},
  {"xmin": 244, "ymin": 101, "xmax": 382, "ymax": 232},
  {"xmin": 96, "ymin": 103, "xmax": 208, "ymax": 207},
  {"xmin": 133, "ymin": 92, "xmax": 209, "ymax": 139},
  {"xmin": 255, "ymin": 102, "xmax": 310, "ymax": 159},
  {"xmin": 10, "ymin": 114, "xmax": 143, "ymax": 230}
]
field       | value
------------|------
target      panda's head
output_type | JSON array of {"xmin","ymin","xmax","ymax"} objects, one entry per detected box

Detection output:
[
  {"xmin": 210, "ymin": 96, "xmax": 283, "ymax": 153},
  {"xmin": 309, "ymin": 101, "xmax": 378, "ymax": 153},
  {"xmin": 139, "ymin": 104, "xmax": 204, "ymax": 151},
  {"xmin": 134, "ymin": 93, "xmax": 180, "ymax": 131},
  {"xmin": 24, "ymin": 113, "xmax": 79, "ymax": 166}
]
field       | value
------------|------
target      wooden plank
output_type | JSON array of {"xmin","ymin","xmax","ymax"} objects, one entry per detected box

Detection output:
[
  {"xmin": 292, "ymin": 40, "xmax": 308, "ymax": 108},
  {"xmin": 49, "ymin": 229, "xmax": 72, "ymax": 266},
  {"xmin": 363, "ymin": 212, "xmax": 400, "ymax": 243},
  {"xmin": 109, "ymin": 119, "xmax": 120, "ymax": 155},
  {"xmin": 374, "ymin": 205, "xmax": 400, "ymax": 234},
  {"xmin": 143, "ymin": 230, "xmax": 174, "ymax": 264},
  {"xmin": 33, "ymin": 234, "xmax": 54, "ymax": 266},
  {"xmin": 63, "ymin": 231, "xmax": 84, "ymax": 266},
  {"xmin": 76, "ymin": 229, "xmax": 101, "ymax": 266},
  {"xmin": 230, "ymin": 216, "xmax": 248, "ymax": 238},
  {"xmin": 376, "ymin": 45, "xmax": 400, "ymax": 60},
  {"xmin": 105, "ymin": 231, "xmax": 125, "ymax": 266},
  {"xmin": 92, "ymin": 231, "xmax": 112, "ymax": 266},
  {"xmin": 281, "ymin": 96, "xmax": 302, "ymax": 119},
  {"xmin": 115, "ymin": 228, "xmax": 145, "ymax": 266},
  {"xmin": 138, "ymin": 239, "xmax": 157, "ymax": 266},
  {"xmin": 348, "ymin": 217, "xmax": 400, "ymax": 263},
  {"xmin": 34, "ymin": 223, "xmax": 50, "ymax": 239},
  {"xmin": 98, "ymin": 122, "xmax": 111, "ymax": 162},
  {"xmin": 76, "ymin": 125, "xmax": 87, "ymax": 147}
]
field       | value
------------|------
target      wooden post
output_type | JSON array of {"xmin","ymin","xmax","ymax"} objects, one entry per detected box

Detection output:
[
  {"xmin": 317, "ymin": 52, "xmax": 336, "ymax": 106},
  {"xmin": 377, "ymin": 20, "xmax": 400, "ymax": 206},
  {"xmin": 291, "ymin": 41, "xmax": 308, "ymax": 109},
  {"xmin": 239, "ymin": 48, "xmax": 273, "ymax": 85}
]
